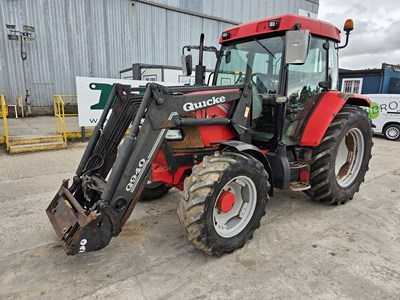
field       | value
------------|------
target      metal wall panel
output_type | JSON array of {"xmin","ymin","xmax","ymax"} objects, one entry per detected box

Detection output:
[
  {"xmin": 0, "ymin": 0, "xmax": 135, "ymax": 107},
  {"xmin": 0, "ymin": 0, "xmax": 319, "ymax": 108},
  {"xmin": 134, "ymin": 2, "xmax": 168, "ymax": 65},
  {"xmin": 134, "ymin": 2, "xmax": 233, "ymax": 71},
  {"xmin": 148, "ymin": 0, "xmax": 319, "ymax": 23}
]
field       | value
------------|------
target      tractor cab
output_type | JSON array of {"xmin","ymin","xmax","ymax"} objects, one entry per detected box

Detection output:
[{"xmin": 212, "ymin": 14, "xmax": 347, "ymax": 147}]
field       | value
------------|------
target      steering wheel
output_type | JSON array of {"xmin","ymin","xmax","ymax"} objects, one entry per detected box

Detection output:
[
  {"xmin": 251, "ymin": 73, "xmax": 275, "ymax": 94},
  {"xmin": 234, "ymin": 72, "xmax": 243, "ymax": 84}
]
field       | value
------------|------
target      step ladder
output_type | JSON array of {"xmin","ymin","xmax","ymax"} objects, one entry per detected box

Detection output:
[
  {"xmin": 289, "ymin": 161, "xmax": 311, "ymax": 191},
  {"xmin": 8, "ymin": 135, "xmax": 67, "ymax": 154}
]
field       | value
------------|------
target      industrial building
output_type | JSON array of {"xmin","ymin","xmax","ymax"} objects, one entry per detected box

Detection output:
[{"xmin": 0, "ymin": 0, "xmax": 319, "ymax": 114}]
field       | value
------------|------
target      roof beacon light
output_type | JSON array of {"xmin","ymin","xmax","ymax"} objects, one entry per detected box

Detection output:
[
  {"xmin": 268, "ymin": 20, "xmax": 280, "ymax": 30},
  {"xmin": 343, "ymin": 19, "xmax": 354, "ymax": 33},
  {"xmin": 338, "ymin": 19, "xmax": 355, "ymax": 49}
]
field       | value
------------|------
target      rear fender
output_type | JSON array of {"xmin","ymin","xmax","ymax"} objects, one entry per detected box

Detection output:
[{"xmin": 299, "ymin": 92, "xmax": 371, "ymax": 147}]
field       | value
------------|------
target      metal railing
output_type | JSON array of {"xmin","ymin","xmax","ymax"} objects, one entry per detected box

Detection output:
[
  {"xmin": 53, "ymin": 95, "xmax": 77, "ymax": 143},
  {"xmin": 0, "ymin": 95, "xmax": 10, "ymax": 150}
]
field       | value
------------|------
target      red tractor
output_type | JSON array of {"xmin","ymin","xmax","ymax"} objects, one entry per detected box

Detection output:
[{"xmin": 47, "ymin": 14, "xmax": 372, "ymax": 256}]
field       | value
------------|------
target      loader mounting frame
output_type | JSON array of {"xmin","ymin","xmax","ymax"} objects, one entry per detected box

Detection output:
[{"xmin": 46, "ymin": 82, "xmax": 252, "ymax": 255}]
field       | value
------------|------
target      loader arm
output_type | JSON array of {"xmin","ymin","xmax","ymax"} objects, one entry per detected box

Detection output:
[{"xmin": 46, "ymin": 82, "xmax": 252, "ymax": 255}]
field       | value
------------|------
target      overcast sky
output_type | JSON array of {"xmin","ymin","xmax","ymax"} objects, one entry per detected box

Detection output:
[{"xmin": 318, "ymin": 0, "xmax": 400, "ymax": 70}]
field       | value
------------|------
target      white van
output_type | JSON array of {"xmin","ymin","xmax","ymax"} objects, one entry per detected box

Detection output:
[{"xmin": 364, "ymin": 94, "xmax": 400, "ymax": 141}]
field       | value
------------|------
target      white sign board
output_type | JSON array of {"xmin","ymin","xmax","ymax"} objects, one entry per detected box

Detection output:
[{"xmin": 76, "ymin": 77, "xmax": 180, "ymax": 127}]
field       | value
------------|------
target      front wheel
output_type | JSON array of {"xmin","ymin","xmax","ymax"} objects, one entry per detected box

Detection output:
[
  {"xmin": 308, "ymin": 105, "xmax": 373, "ymax": 205},
  {"xmin": 177, "ymin": 152, "xmax": 270, "ymax": 256},
  {"xmin": 383, "ymin": 124, "xmax": 400, "ymax": 141}
]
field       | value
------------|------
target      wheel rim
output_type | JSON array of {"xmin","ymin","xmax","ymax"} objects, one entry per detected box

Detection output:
[
  {"xmin": 386, "ymin": 126, "xmax": 400, "ymax": 140},
  {"xmin": 213, "ymin": 176, "xmax": 257, "ymax": 238},
  {"xmin": 335, "ymin": 128, "xmax": 365, "ymax": 187}
]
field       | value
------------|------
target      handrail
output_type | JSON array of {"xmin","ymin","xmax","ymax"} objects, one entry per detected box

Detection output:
[
  {"xmin": 0, "ymin": 95, "xmax": 10, "ymax": 150},
  {"xmin": 53, "ymin": 95, "xmax": 77, "ymax": 143}
]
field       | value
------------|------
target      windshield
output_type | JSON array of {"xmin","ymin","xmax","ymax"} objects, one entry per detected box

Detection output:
[{"xmin": 214, "ymin": 36, "xmax": 284, "ymax": 94}]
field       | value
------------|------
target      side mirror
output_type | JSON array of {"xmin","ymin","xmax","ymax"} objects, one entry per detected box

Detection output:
[
  {"xmin": 318, "ymin": 81, "xmax": 330, "ymax": 90},
  {"xmin": 225, "ymin": 50, "xmax": 231, "ymax": 64},
  {"xmin": 181, "ymin": 54, "xmax": 192, "ymax": 76},
  {"xmin": 285, "ymin": 30, "xmax": 310, "ymax": 64}
]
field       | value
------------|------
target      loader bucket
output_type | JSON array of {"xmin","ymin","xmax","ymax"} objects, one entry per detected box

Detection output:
[{"xmin": 46, "ymin": 180, "xmax": 112, "ymax": 255}]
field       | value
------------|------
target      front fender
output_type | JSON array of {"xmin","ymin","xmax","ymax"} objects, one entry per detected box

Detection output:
[
  {"xmin": 217, "ymin": 140, "xmax": 274, "ymax": 195},
  {"xmin": 299, "ymin": 92, "xmax": 371, "ymax": 147}
]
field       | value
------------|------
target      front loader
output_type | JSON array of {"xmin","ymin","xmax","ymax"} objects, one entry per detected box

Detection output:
[{"xmin": 47, "ymin": 14, "xmax": 373, "ymax": 256}]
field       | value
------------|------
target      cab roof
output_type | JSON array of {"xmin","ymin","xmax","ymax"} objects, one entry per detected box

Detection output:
[{"xmin": 219, "ymin": 14, "xmax": 341, "ymax": 44}]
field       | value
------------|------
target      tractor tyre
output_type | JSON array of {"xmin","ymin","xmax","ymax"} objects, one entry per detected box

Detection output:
[
  {"xmin": 383, "ymin": 123, "xmax": 400, "ymax": 141},
  {"xmin": 140, "ymin": 181, "xmax": 171, "ymax": 201},
  {"xmin": 177, "ymin": 151, "xmax": 270, "ymax": 256},
  {"xmin": 308, "ymin": 105, "xmax": 373, "ymax": 205}
]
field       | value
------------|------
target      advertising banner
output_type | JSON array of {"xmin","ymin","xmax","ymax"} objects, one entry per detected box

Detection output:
[{"xmin": 76, "ymin": 77, "xmax": 180, "ymax": 127}]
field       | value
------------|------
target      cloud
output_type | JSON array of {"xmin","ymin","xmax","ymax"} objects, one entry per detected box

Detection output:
[{"xmin": 319, "ymin": 0, "xmax": 400, "ymax": 69}]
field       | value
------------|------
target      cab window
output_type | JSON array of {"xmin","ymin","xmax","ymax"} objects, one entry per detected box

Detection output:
[{"xmin": 287, "ymin": 37, "xmax": 326, "ymax": 108}]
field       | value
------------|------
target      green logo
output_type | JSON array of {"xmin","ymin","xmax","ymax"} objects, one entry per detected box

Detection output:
[
  {"xmin": 90, "ymin": 83, "xmax": 113, "ymax": 110},
  {"xmin": 89, "ymin": 82, "xmax": 147, "ymax": 110},
  {"xmin": 368, "ymin": 102, "xmax": 380, "ymax": 119}
]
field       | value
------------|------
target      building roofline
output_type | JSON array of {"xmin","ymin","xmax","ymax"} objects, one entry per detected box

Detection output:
[{"xmin": 339, "ymin": 68, "xmax": 383, "ymax": 75}]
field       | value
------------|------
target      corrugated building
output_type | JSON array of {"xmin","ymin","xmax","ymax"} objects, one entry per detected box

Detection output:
[
  {"xmin": 0, "ymin": 0, "xmax": 319, "ymax": 113},
  {"xmin": 339, "ymin": 63, "xmax": 400, "ymax": 94}
]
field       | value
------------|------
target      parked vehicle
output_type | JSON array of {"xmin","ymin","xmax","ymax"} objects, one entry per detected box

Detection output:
[{"xmin": 365, "ymin": 94, "xmax": 400, "ymax": 140}]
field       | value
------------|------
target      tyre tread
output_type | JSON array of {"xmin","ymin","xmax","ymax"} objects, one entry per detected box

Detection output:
[
  {"xmin": 177, "ymin": 152, "xmax": 269, "ymax": 256},
  {"xmin": 308, "ymin": 105, "xmax": 373, "ymax": 205}
]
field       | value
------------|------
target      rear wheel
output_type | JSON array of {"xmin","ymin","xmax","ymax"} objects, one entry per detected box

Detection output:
[
  {"xmin": 140, "ymin": 181, "xmax": 171, "ymax": 201},
  {"xmin": 383, "ymin": 124, "xmax": 400, "ymax": 141},
  {"xmin": 177, "ymin": 152, "xmax": 270, "ymax": 256},
  {"xmin": 308, "ymin": 105, "xmax": 373, "ymax": 205}
]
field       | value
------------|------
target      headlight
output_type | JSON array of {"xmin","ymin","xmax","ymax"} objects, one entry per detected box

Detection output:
[{"xmin": 165, "ymin": 129, "xmax": 184, "ymax": 141}]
